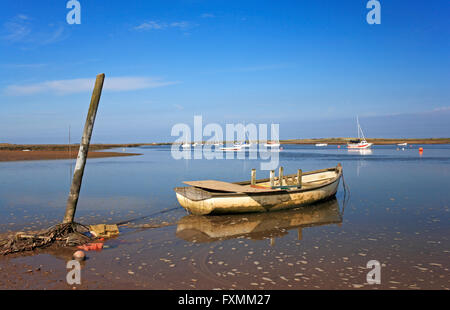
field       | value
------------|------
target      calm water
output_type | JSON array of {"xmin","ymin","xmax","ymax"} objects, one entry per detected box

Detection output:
[{"xmin": 0, "ymin": 144, "xmax": 449, "ymax": 289}]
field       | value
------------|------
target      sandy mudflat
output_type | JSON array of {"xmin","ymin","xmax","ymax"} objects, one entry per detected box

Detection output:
[{"xmin": 0, "ymin": 150, "xmax": 141, "ymax": 162}]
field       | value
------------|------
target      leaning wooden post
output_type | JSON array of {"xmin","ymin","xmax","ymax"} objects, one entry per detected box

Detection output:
[
  {"xmin": 63, "ymin": 73, "xmax": 105, "ymax": 224},
  {"xmin": 251, "ymin": 169, "xmax": 256, "ymax": 185}
]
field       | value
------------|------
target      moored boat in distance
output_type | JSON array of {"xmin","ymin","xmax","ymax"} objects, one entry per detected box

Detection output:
[
  {"xmin": 347, "ymin": 117, "xmax": 373, "ymax": 149},
  {"xmin": 220, "ymin": 145, "xmax": 243, "ymax": 151},
  {"xmin": 264, "ymin": 141, "xmax": 280, "ymax": 147},
  {"xmin": 315, "ymin": 143, "xmax": 328, "ymax": 147},
  {"xmin": 234, "ymin": 141, "xmax": 251, "ymax": 148},
  {"xmin": 174, "ymin": 164, "xmax": 343, "ymax": 215},
  {"xmin": 397, "ymin": 142, "xmax": 408, "ymax": 146},
  {"xmin": 347, "ymin": 140, "xmax": 372, "ymax": 149}
]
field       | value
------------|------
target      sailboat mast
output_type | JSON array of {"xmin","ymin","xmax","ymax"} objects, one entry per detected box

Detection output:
[
  {"xmin": 357, "ymin": 116, "xmax": 360, "ymax": 140},
  {"xmin": 358, "ymin": 117, "xmax": 367, "ymax": 141}
]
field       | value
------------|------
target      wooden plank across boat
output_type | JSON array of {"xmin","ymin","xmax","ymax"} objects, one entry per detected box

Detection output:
[{"xmin": 174, "ymin": 164, "xmax": 343, "ymax": 215}]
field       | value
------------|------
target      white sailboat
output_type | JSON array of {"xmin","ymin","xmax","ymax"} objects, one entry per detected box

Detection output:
[
  {"xmin": 220, "ymin": 144, "xmax": 243, "ymax": 151},
  {"xmin": 234, "ymin": 123, "xmax": 252, "ymax": 148},
  {"xmin": 234, "ymin": 141, "xmax": 251, "ymax": 148},
  {"xmin": 347, "ymin": 117, "xmax": 373, "ymax": 149}
]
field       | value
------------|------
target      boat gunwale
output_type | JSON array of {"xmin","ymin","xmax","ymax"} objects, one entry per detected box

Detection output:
[{"xmin": 174, "ymin": 165, "xmax": 342, "ymax": 199}]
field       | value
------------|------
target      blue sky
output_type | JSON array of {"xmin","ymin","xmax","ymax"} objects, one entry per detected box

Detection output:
[{"xmin": 0, "ymin": 0, "xmax": 449, "ymax": 143}]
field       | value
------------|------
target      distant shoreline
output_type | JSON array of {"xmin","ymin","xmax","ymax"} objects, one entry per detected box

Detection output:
[
  {"xmin": 0, "ymin": 144, "xmax": 144, "ymax": 162},
  {"xmin": 0, "ymin": 150, "xmax": 142, "ymax": 162},
  {"xmin": 0, "ymin": 143, "xmax": 162, "ymax": 151},
  {"xmin": 1, "ymin": 137, "xmax": 449, "ymax": 152},
  {"xmin": 280, "ymin": 138, "xmax": 450, "ymax": 145}
]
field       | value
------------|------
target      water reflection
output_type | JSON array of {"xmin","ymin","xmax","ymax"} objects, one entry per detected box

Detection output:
[
  {"xmin": 348, "ymin": 149, "xmax": 373, "ymax": 155},
  {"xmin": 176, "ymin": 198, "xmax": 343, "ymax": 244},
  {"xmin": 347, "ymin": 149, "xmax": 372, "ymax": 176}
]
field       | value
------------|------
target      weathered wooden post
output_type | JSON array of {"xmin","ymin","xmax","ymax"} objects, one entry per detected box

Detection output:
[
  {"xmin": 63, "ymin": 73, "xmax": 105, "ymax": 224},
  {"xmin": 297, "ymin": 169, "xmax": 302, "ymax": 187},
  {"xmin": 251, "ymin": 169, "xmax": 256, "ymax": 185},
  {"xmin": 278, "ymin": 166, "xmax": 284, "ymax": 186},
  {"xmin": 270, "ymin": 170, "xmax": 275, "ymax": 187}
]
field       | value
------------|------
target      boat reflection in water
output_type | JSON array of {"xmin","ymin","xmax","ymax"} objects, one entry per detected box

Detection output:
[
  {"xmin": 348, "ymin": 149, "xmax": 373, "ymax": 155},
  {"xmin": 176, "ymin": 198, "xmax": 343, "ymax": 244}
]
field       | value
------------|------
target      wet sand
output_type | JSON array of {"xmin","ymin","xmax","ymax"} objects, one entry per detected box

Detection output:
[
  {"xmin": 0, "ymin": 222, "xmax": 448, "ymax": 290},
  {"xmin": 0, "ymin": 150, "xmax": 141, "ymax": 162},
  {"xmin": 0, "ymin": 199, "xmax": 448, "ymax": 290}
]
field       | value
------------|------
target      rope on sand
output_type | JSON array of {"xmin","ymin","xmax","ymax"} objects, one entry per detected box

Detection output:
[
  {"xmin": 0, "ymin": 222, "xmax": 94, "ymax": 256},
  {"xmin": 115, "ymin": 207, "xmax": 180, "ymax": 226}
]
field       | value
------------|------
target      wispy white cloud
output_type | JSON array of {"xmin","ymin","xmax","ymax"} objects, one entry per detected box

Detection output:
[
  {"xmin": 169, "ymin": 21, "xmax": 190, "ymax": 29},
  {"xmin": 432, "ymin": 106, "xmax": 450, "ymax": 112},
  {"xmin": 357, "ymin": 106, "xmax": 450, "ymax": 119},
  {"xmin": 215, "ymin": 64, "xmax": 292, "ymax": 73},
  {"xmin": 133, "ymin": 20, "xmax": 192, "ymax": 31},
  {"xmin": 2, "ymin": 15, "xmax": 32, "ymax": 42},
  {"xmin": 17, "ymin": 14, "xmax": 29, "ymax": 20},
  {"xmin": 201, "ymin": 13, "xmax": 215, "ymax": 18},
  {"xmin": 5, "ymin": 77, "xmax": 180, "ymax": 96},
  {"xmin": 134, "ymin": 21, "xmax": 167, "ymax": 31},
  {"xmin": 173, "ymin": 104, "xmax": 184, "ymax": 111},
  {"xmin": 1, "ymin": 14, "xmax": 66, "ymax": 46}
]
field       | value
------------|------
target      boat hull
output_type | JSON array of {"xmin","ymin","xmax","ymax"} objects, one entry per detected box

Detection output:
[
  {"xmin": 347, "ymin": 143, "xmax": 373, "ymax": 149},
  {"xmin": 175, "ymin": 166, "xmax": 342, "ymax": 215}
]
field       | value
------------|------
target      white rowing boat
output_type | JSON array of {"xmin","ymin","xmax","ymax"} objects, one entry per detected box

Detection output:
[{"xmin": 174, "ymin": 164, "xmax": 343, "ymax": 215}]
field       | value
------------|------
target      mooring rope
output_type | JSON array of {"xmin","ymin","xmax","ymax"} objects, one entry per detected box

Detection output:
[
  {"xmin": 115, "ymin": 206, "xmax": 180, "ymax": 226},
  {"xmin": 340, "ymin": 170, "xmax": 350, "ymax": 216}
]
